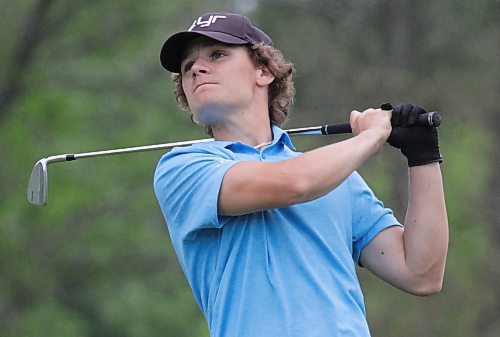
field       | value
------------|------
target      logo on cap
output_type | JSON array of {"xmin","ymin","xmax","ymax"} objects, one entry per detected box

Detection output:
[{"xmin": 188, "ymin": 15, "xmax": 227, "ymax": 31}]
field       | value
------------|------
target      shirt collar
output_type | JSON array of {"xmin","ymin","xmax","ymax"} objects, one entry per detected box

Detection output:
[
  {"xmin": 270, "ymin": 124, "xmax": 296, "ymax": 150},
  {"xmin": 211, "ymin": 125, "xmax": 296, "ymax": 152}
]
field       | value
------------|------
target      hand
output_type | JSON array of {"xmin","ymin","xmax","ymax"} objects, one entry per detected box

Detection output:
[
  {"xmin": 350, "ymin": 107, "xmax": 392, "ymax": 154},
  {"xmin": 387, "ymin": 103, "xmax": 443, "ymax": 167}
]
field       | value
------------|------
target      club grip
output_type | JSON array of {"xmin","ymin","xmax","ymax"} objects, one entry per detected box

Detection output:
[
  {"xmin": 390, "ymin": 111, "xmax": 441, "ymax": 128},
  {"xmin": 321, "ymin": 123, "xmax": 352, "ymax": 135},
  {"xmin": 419, "ymin": 111, "xmax": 441, "ymax": 127},
  {"xmin": 381, "ymin": 102, "xmax": 441, "ymax": 127},
  {"xmin": 321, "ymin": 111, "xmax": 441, "ymax": 135}
]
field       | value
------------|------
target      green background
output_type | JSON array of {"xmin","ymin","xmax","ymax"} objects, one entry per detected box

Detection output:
[{"xmin": 1, "ymin": 0, "xmax": 498, "ymax": 336}]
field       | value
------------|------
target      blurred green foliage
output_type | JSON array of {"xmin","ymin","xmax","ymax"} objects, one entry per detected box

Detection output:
[{"xmin": 0, "ymin": 0, "xmax": 498, "ymax": 336}]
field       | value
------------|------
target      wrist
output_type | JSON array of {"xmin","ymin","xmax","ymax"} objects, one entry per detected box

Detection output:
[
  {"xmin": 358, "ymin": 128, "xmax": 390, "ymax": 155},
  {"xmin": 403, "ymin": 145, "xmax": 442, "ymax": 167}
]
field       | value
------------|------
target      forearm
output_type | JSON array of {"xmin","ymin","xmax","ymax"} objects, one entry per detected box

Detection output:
[
  {"xmin": 218, "ymin": 129, "xmax": 386, "ymax": 216},
  {"xmin": 284, "ymin": 129, "xmax": 385, "ymax": 203},
  {"xmin": 403, "ymin": 163, "xmax": 449, "ymax": 289},
  {"xmin": 218, "ymin": 108, "xmax": 391, "ymax": 216}
]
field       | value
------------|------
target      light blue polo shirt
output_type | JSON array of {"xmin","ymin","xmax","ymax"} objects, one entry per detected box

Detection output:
[{"xmin": 154, "ymin": 125, "xmax": 400, "ymax": 337}]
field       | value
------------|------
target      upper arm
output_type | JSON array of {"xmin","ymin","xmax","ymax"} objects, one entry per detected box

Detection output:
[
  {"xmin": 359, "ymin": 226, "xmax": 410, "ymax": 289},
  {"xmin": 359, "ymin": 226, "xmax": 437, "ymax": 296},
  {"xmin": 218, "ymin": 161, "xmax": 304, "ymax": 216},
  {"xmin": 154, "ymin": 149, "xmax": 239, "ymax": 235}
]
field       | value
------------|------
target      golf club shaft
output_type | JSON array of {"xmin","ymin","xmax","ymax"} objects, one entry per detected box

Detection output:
[
  {"xmin": 44, "ymin": 109, "xmax": 441, "ymax": 163},
  {"xmin": 27, "ymin": 123, "xmax": 351, "ymax": 207},
  {"xmin": 44, "ymin": 123, "xmax": 351, "ymax": 163}
]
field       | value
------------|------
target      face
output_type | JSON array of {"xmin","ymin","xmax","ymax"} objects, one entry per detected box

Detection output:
[{"xmin": 180, "ymin": 37, "xmax": 264, "ymax": 125}]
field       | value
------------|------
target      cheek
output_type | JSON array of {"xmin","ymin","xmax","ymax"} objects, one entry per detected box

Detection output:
[
  {"xmin": 232, "ymin": 68, "xmax": 258, "ymax": 94},
  {"xmin": 180, "ymin": 80, "xmax": 194, "ymax": 105},
  {"xmin": 181, "ymin": 79, "xmax": 189, "ymax": 97}
]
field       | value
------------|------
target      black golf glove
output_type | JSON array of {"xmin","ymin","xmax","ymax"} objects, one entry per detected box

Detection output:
[{"xmin": 386, "ymin": 103, "xmax": 443, "ymax": 167}]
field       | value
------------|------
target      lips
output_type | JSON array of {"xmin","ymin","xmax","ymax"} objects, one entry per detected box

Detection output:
[{"xmin": 194, "ymin": 81, "xmax": 217, "ymax": 92}]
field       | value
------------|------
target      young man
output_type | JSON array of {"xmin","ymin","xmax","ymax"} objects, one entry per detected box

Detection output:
[{"xmin": 154, "ymin": 12, "xmax": 448, "ymax": 337}]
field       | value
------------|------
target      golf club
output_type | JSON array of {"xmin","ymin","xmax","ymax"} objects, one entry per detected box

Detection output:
[{"xmin": 27, "ymin": 111, "xmax": 441, "ymax": 206}]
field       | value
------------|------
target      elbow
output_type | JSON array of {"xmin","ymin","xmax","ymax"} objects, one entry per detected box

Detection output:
[
  {"xmin": 412, "ymin": 281, "xmax": 443, "ymax": 297},
  {"xmin": 279, "ymin": 166, "xmax": 329, "ymax": 205},
  {"xmin": 406, "ymin": 275, "xmax": 444, "ymax": 297},
  {"xmin": 282, "ymin": 178, "xmax": 308, "ymax": 205},
  {"xmin": 275, "ymin": 160, "xmax": 343, "ymax": 205},
  {"xmin": 285, "ymin": 175, "xmax": 318, "ymax": 205}
]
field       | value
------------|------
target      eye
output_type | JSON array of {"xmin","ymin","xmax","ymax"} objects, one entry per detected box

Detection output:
[
  {"xmin": 183, "ymin": 61, "xmax": 194, "ymax": 73},
  {"xmin": 211, "ymin": 50, "xmax": 226, "ymax": 60}
]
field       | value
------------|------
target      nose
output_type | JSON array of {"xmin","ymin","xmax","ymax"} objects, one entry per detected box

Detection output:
[{"xmin": 191, "ymin": 59, "xmax": 210, "ymax": 76}]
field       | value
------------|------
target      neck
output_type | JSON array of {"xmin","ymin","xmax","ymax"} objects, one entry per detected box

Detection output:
[
  {"xmin": 195, "ymin": 86, "xmax": 274, "ymax": 146},
  {"xmin": 212, "ymin": 117, "xmax": 273, "ymax": 147},
  {"xmin": 210, "ymin": 107, "xmax": 273, "ymax": 147}
]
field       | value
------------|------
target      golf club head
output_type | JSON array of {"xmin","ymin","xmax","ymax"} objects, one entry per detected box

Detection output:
[{"xmin": 27, "ymin": 158, "xmax": 48, "ymax": 206}]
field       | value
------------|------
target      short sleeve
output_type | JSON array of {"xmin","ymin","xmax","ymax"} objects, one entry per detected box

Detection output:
[
  {"xmin": 153, "ymin": 147, "xmax": 239, "ymax": 243},
  {"xmin": 349, "ymin": 172, "xmax": 402, "ymax": 264}
]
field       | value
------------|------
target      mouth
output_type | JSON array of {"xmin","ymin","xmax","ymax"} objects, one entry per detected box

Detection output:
[{"xmin": 194, "ymin": 82, "xmax": 217, "ymax": 92}]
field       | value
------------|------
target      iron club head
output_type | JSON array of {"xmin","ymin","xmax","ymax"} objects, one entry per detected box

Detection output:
[{"xmin": 27, "ymin": 158, "xmax": 48, "ymax": 206}]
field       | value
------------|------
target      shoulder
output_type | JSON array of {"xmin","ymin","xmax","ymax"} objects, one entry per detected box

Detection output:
[
  {"xmin": 156, "ymin": 143, "xmax": 234, "ymax": 171},
  {"xmin": 346, "ymin": 170, "xmax": 371, "ymax": 193},
  {"xmin": 153, "ymin": 143, "xmax": 239, "ymax": 194}
]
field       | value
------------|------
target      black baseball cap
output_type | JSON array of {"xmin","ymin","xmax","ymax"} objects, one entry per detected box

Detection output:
[{"xmin": 160, "ymin": 12, "xmax": 272, "ymax": 73}]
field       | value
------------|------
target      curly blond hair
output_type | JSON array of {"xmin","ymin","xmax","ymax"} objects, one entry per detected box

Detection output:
[{"xmin": 171, "ymin": 43, "xmax": 295, "ymax": 136}]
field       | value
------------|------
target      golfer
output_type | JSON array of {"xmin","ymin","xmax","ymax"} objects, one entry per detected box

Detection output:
[{"xmin": 154, "ymin": 12, "xmax": 448, "ymax": 337}]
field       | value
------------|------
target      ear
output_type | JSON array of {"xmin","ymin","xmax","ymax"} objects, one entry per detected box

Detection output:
[{"xmin": 256, "ymin": 66, "xmax": 275, "ymax": 87}]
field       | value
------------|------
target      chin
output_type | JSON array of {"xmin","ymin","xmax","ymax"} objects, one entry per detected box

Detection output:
[{"xmin": 194, "ymin": 103, "xmax": 232, "ymax": 125}]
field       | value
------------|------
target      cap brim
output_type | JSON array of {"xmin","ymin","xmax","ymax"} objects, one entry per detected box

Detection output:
[{"xmin": 160, "ymin": 31, "xmax": 249, "ymax": 73}]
